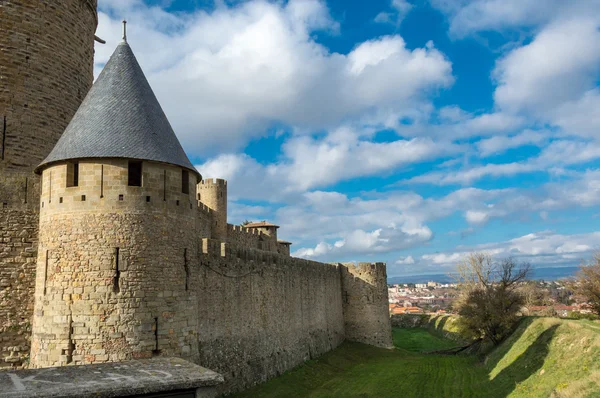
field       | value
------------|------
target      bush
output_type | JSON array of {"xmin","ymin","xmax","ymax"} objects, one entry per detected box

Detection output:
[
  {"xmin": 572, "ymin": 253, "xmax": 600, "ymax": 315},
  {"xmin": 455, "ymin": 253, "xmax": 530, "ymax": 345}
]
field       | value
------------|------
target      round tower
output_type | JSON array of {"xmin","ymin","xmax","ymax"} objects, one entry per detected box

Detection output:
[
  {"xmin": 340, "ymin": 262, "xmax": 393, "ymax": 349},
  {"xmin": 0, "ymin": 0, "xmax": 98, "ymax": 178},
  {"xmin": 198, "ymin": 178, "xmax": 228, "ymax": 240},
  {"xmin": 0, "ymin": 0, "xmax": 98, "ymax": 368},
  {"xmin": 30, "ymin": 37, "xmax": 202, "ymax": 368}
]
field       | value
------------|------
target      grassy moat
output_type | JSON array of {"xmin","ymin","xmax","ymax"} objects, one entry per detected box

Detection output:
[{"xmin": 232, "ymin": 317, "xmax": 600, "ymax": 397}]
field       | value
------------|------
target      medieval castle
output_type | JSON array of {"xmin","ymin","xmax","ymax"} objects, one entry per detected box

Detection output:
[{"xmin": 0, "ymin": 1, "xmax": 392, "ymax": 393}]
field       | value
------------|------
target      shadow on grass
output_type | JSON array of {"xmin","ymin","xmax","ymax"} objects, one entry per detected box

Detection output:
[
  {"xmin": 486, "ymin": 323, "xmax": 559, "ymax": 397},
  {"xmin": 435, "ymin": 315, "xmax": 449, "ymax": 333},
  {"xmin": 484, "ymin": 317, "xmax": 536, "ymax": 369}
]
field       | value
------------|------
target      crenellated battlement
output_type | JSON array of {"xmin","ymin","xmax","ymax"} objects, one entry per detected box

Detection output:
[
  {"xmin": 197, "ymin": 202, "xmax": 214, "ymax": 215},
  {"xmin": 227, "ymin": 223, "xmax": 267, "ymax": 236},
  {"xmin": 343, "ymin": 262, "xmax": 388, "ymax": 285},
  {"xmin": 199, "ymin": 178, "xmax": 227, "ymax": 187},
  {"xmin": 200, "ymin": 238, "xmax": 336, "ymax": 269},
  {"xmin": 197, "ymin": 177, "xmax": 227, "ymax": 239}
]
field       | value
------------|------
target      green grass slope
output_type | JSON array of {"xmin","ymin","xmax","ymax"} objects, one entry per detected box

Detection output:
[
  {"xmin": 230, "ymin": 318, "xmax": 600, "ymax": 398},
  {"xmin": 485, "ymin": 317, "xmax": 600, "ymax": 397},
  {"xmin": 232, "ymin": 329, "xmax": 489, "ymax": 398}
]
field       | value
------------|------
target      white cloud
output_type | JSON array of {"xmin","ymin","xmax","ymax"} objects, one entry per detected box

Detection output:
[
  {"xmin": 96, "ymin": 0, "xmax": 452, "ymax": 154},
  {"xmin": 408, "ymin": 162, "xmax": 534, "ymax": 185},
  {"xmin": 407, "ymin": 140, "xmax": 600, "ymax": 186},
  {"xmin": 553, "ymin": 89, "xmax": 600, "ymax": 138},
  {"xmin": 465, "ymin": 210, "xmax": 489, "ymax": 225},
  {"xmin": 292, "ymin": 225, "xmax": 433, "ymax": 260},
  {"xmin": 493, "ymin": 17, "xmax": 600, "ymax": 117},
  {"xmin": 197, "ymin": 129, "xmax": 461, "ymax": 196},
  {"xmin": 476, "ymin": 130, "xmax": 546, "ymax": 157},
  {"xmin": 430, "ymin": 0, "xmax": 599, "ymax": 39},
  {"xmin": 396, "ymin": 255, "xmax": 415, "ymax": 265},
  {"xmin": 375, "ymin": 0, "xmax": 413, "ymax": 26},
  {"xmin": 420, "ymin": 230, "xmax": 600, "ymax": 268}
]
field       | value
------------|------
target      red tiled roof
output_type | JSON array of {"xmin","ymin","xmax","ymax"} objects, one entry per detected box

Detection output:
[{"xmin": 245, "ymin": 221, "xmax": 280, "ymax": 229}]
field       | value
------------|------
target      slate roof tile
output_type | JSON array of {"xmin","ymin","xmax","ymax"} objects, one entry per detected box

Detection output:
[{"xmin": 37, "ymin": 41, "xmax": 199, "ymax": 177}]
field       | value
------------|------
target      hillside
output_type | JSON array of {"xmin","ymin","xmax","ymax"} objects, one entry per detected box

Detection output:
[
  {"xmin": 231, "ymin": 317, "xmax": 600, "ymax": 397},
  {"xmin": 485, "ymin": 317, "xmax": 600, "ymax": 397}
]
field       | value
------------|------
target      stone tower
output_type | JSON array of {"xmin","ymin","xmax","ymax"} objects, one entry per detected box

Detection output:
[
  {"xmin": 198, "ymin": 178, "xmax": 228, "ymax": 240},
  {"xmin": 0, "ymin": 0, "xmax": 98, "ymax": 368},
  {"xmin": 341, "ymin": 263, "xmax": 393, "ymax": 349},
  {"xmin": 30, "ymin": 35, "xmax": 202, "ymax": 368}
]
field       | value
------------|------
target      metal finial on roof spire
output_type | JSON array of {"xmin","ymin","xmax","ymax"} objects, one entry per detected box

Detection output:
[{"xmin": 122, "ymin": 20, "xmax": 127, "ymax": 42}]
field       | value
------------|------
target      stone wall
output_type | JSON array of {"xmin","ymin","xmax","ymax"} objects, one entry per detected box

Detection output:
[
  {"xmin": 196, "ymin": 240, "xmax": 345, "ymax": 394},
  {"xmin": 341, "ymin": 263, "xmax": 393, "ymax": 349},
  {"xmin": 0, "ymin": 0, "xmax": 97, "ymax": 171},
  {"xmin": 197, "ymin": 179, "xmax": 227, "ymax": 240},
  {"xmin": 0, "ymin": 0, "xmax": 97, "ymax": 368},
  {"xmin": 226, "ymin": 224, "xmax": 278, "ymax": 253},
  {"xmin": 0, "ymin": 208, "xmax": 37, "ymax": 368},
  {"xmin": 30, "ymin": 160, "xmax": 200, "ymax": 368}
]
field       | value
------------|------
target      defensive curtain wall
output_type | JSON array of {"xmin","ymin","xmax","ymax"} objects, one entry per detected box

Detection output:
[
  {"xmin": 0, "ymin": 0, "xmax": 98, "ymax": 368},
  {"xmin": 28, "ymin": 157, "xmax": 392, "ymax": 393},
  {"xmin": 0, "ymin": 1, "xmax": 393, "ymax": 394}
]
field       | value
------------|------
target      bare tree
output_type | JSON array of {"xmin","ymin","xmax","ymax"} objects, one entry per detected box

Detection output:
[
  {"xmin": 455, "ymin": 253, "xmax": 531, "ymax": 345},
  {"xmin": 518, "ymin": 281, "xmax": 551, "ymax": 308},
  {"xmin": 572, "ymin": 253, "xmax": 600, "ymax": 314}
]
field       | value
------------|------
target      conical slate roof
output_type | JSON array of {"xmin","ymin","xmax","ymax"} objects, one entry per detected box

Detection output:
[{"xmin": 36, "ymin": 41, "xmax": 199, "ymax": 177}]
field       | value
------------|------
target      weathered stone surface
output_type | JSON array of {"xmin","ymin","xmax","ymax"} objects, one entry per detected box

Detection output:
[
  {"xmin": 1, "ymin": 3, "xmax": 393, "ymax": 395},
  {"xmin": 0, "ymin": 357, "xmax": 223, "ymax": 398},
  {"xmin": 341, "ymin": 262, "xmax": 394, "ymax": 349},
  {"xmin": 0, "ymin": 0, "xmax": 97, "ymax": 369}
]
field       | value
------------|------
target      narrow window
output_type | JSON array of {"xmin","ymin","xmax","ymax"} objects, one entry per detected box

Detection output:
[
  {"xmin": 43, "ymin": 250, "xmax": 49, "ymax": 295},
  {"xmin": 163, "ymin": 170, "xmax": 167, "ymax": 201},
  {"xmin": 181, "ymin": 170, "xmax": 189, "ymax": 194},
  {"xmin": 100, "ymin": 165, "xmax": 104, "ymax": 198},
  {"xmin": 66, "ymin": 317, "xmax": 74, "ymax": 364},
  {"xmin": 128, "ymin": 161, "xmax": 142, "ymax": 186},
  {"xmin": 66, "ymin": 162, "xmax": 79, "ymax": 187},
  {"xmin": 184, "ymin": 249, "xmax": 189, "ymax": 291},
  {"xmin": 113, "ymin": 248, "xmax": 121, "ymax": 293},
  {"xmin": 153, "ymin": 317, "xmax": 160, "ymax": 355},
  {"xmin": 1, "ymin": 116, "xmax": 6, "ymax": 161}
]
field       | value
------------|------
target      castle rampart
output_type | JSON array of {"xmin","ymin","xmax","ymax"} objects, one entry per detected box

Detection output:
[
  {"xmin": 226, "ymin": 223, "xmax": 276, "ymax": 253},
  {"xmin": 0, "ymin": 8, "xmax": 393, "ymax": 395},
  {"xmin": 0, "ymin": 0, "xmax": 98, "ymax": 368},
  {"xmin": 341, "ymin": 262, "xmax": 394, "ymax": 349},
  {"xmin": 31, "ymin": 160, "xmax": 200, "ymax": 367},
  {"xmin": 196, "ymin": 243, "xmax": 346, "ymax": 393},
  {"xmin": 197, "ymin": 179, "xmax": 227, "ymax": 240}
]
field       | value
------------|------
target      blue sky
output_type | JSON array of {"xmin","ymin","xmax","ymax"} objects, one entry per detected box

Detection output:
[{"xmin": 95, "ymin": 0, "xmax": 600, "ymax": 276}]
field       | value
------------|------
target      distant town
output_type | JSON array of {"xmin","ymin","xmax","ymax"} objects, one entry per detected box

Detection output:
[{"xmin": 389, "ymin": 278, "xmax": 594, "ymax": 318}]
